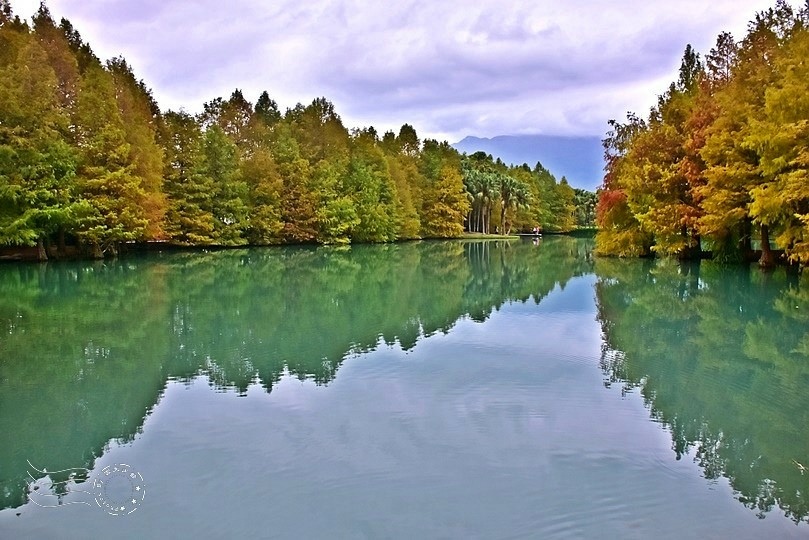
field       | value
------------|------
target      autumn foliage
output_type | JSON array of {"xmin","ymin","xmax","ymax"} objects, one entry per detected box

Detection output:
[
  {"xmin": 0, "ymin": 2, "xmax": 590, "ymax": 259},
  {"xmin": 596, "ymin": 1, "xmax": 809, "ymax": 266}
]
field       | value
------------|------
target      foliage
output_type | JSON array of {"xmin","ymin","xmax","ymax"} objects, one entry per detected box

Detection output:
[
  {"xmin": 461, "ymin": 152, "xmax": 581, "ymax": 235},
  {"xmin": 596, "ymin": 2, "xmax": 809, "ymax": 265},
  {"xmin": 0, "ymin": 3, "xmax": 579, "ymax": 254}
]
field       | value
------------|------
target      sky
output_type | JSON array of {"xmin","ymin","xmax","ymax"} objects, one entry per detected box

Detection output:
[{"xmin": 9, "ymin": 0, "xmax": 794, "ymax": 142}]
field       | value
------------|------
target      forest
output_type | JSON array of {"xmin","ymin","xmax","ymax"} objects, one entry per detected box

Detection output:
[
  {"xmin": 597, "ymin": 1, "xmax": 809, "ymax": 267},
  {"xmin": 0, "ymin": 2, "xmax": 584, "ymax": 261}
]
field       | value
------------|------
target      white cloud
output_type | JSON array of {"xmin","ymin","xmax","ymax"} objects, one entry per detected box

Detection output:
[{"xmin": 9, "ymin": 0, "xmax": 794, "ymax": 140}]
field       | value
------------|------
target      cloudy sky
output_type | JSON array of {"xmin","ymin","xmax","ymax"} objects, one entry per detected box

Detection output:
[{"xmin": 10, "ymin": 0, "xmax": 791, "ymax": 142}]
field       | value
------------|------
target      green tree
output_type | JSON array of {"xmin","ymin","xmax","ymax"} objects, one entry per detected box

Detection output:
[
  {"xmin": 74, "ymin": 64, "xmax": 151, "ymax": 256},
  {"xmin": 314, "ymin": 160, "xmax": 358, "ymax": 244},
  {"xmin": 607, "ymin": 46, "xmax": 705, "ymax": 257},
  {"xmin": 498, "ymin": 173, "xmax": 530, "ymax": 234},
  {"xmin": 386, "ymin": 152, "xmax": 421, "ymax": 239},
  {"xmin": 420, "ymin": 141, "xmax": 470, "ymax": 238},
  {"xmin": 254, "ymin": 90, "xmax": 281, "ymax": 127},
  {"xmin": 550, "ymin": 178, "xmax": 576, "ymax": 232},
  {"xmin": 573, "ymin": 188, "xmax": 598, "ymax": 228},
  {"xmin": 397, "ymin": 123, "xmax": 420, "ymax": 156},
  {"xmin": 706, "ymin": 31, "xmax": 738, "ymax": 88},
  {"xmin": 108, "ymin": 57, "xmax": 166, "ymax": 240},
  {"xmin": 596, "ymin": 114, "xmax": 653, "ymax": 256},
  {"xmin": 284, "ymin": 97, "xmax": 353, "ymax": 243},
  {"xmin": 699, "ymin": 3, "xmax": 797, "ymax": 266},
  {"xmin": 160, "ymin": 110, "xmax": 216, "ymax": 244},
  {"xmin": 240, "ymin": 114, "xmax": 284, "ymax": 245},
  {"xmin": 57, "ymin": 17, "xmax": 100, "ymax": 73},
  {"xmin": 0, "ymin": 28, "xmax": 84, "ymax": 259},
  {"xmin": 462, "ymin": 152, "xmax": 515, "ymax": 234},
  {"xmin": 677, "ymin": 44, "xmax": 702, "ymax": 92},
  {"xmin": 199, "ymin": 89, "xmax": 254, "ymax": 149},
  {"xmin": 274, "ymin": 123, "xmax": 318, "ymax": 242},
  {"xmin": 199, "ymin": 125, "xmax": 249, "ymax": 245},
  {"xmin": 32, "ymin": 2, "xmax": 82, "ymax": 117},
  {"xmin": 746, "ymin": 25, "xmax": 809, "ymax": 263},
  {"xmin": 346, "ymin": 128, "xmax": 398, "ymax": 242}
]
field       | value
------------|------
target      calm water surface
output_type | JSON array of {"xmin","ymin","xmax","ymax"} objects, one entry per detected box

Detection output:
[{"xmin": 0, "ymin": 238, "xmax": 807, "ymax": 539}]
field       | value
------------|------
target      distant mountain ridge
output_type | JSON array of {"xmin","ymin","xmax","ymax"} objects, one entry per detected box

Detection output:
[{"xmin": 452, "ymin": 135, "xmax": 604, "ymax": 192}]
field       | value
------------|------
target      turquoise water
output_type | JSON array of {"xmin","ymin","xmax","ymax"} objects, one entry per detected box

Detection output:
[{"xmin": 0, "ymin": 238, "xmax": 807, "ymax": 538}]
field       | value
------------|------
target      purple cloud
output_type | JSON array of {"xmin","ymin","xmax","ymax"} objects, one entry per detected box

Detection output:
[{"xmin": 9, "ymin": 0, "xmax": 790, "ymax": 140}]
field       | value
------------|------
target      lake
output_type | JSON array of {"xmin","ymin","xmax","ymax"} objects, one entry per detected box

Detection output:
[{"xmin": 0, "ymin": 237, "xmax": 807, "ymax": 539}]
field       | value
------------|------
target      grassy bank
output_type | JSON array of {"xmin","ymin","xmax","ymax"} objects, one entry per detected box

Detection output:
[{"xmin": 460, "ymin": 233, "xmax": 521, "ymax": 240}]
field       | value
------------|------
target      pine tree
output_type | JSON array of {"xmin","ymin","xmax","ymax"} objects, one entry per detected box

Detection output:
[
  {"xmin": 108, "ymin": 57, "xmax": 166, "ymax": 240},
  {"xmin": 199, "ymin": 125, "xmax": 248, "ymax": 245},
  {"xmin": 241, "ymin": 117, "xmax": 283, "ymax": 245},
  {"xmin": 420, "ymin": 140, "xmax": 469, "ymax": 238},
  {"xmin": 74, "ymin": 64, "xmax": 149, "ymax": 256},
  {"xmin": 273, "ymin": 123, "xmax": 318, "ymax": 243},
  {"xmin": 0, "ymin": 29, "xmax": 83, "ymax": 259},
  {"xmin": 747, "ymin": 25, "xmax": 809, "ymax": 263},
  {"xmin": 346, "ymin": 129, "xmax": 398, "ymax": 242},
  {"xmin": 161, "ymin": 110, "xmax": 216, "ymax": 244}
]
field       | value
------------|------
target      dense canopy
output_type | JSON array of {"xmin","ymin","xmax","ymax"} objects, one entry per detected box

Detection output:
[
  {"xmin": 597, "ymin": 1, "xmax": 809, "ymax": 266},
  {"xmin": 0, "ymin": 1, "xmax": 581, "ymax": 260}
]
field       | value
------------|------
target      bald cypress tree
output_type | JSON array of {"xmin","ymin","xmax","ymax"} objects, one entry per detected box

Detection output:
[
  {"xmin": 419, "ymin": 140, "xmax": 469, "ymax": 238},
  {"xmin": 0, "ymin": 25, "xmax": 82, "ymax": 259},
  {"xmin": 74, "ymin": 64, "xmax": 149, "ymax": 256},
  {"xmin": 108, "ymin": 57, "xmax": 166, "ymax": 240},
  {"xmin": 254, "ymin": 90, "xmax": 281, "ymax": 127},
  {"xmin": 160, "ymin": 110, "xmax": 216, "ymax": 244}
]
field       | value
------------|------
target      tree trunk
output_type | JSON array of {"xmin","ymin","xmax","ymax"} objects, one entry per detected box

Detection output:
[
  {"xmin": 36, "ymin": 238, "xmax": 48, "ymax": 262},
  {"xmin": 678, "ymin": 226, "xmax": 689, "ymax": 260},
  {"xmin": 58, "ymin": 227, "xmax": 66, "ymax": 258},
  {"xmin": 759, "ymin": 224, "xmax": 775, "ymax": 269},
  {"xmin": 44, "ymin": 235, "xmax": 56, "ymax": 259},
  {"xmin": 91, "ymin": 242, "xmax": 103, "ymax": 259},
  {"xmin": 739, "ymin": 218, "xmax": 752, "ymax": 259},
  {"xmin": 500, "ymin": 206, "xmax": 507, "ymax": 236}
]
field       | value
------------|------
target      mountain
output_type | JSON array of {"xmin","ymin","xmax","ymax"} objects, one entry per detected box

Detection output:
[{"xmin": 452, "ymin": 135, "xmax": 604, "ymax": 192}]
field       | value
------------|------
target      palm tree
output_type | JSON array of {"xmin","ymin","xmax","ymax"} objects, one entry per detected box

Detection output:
[{"xmin": 499, "ymin": 175, "xmax": 530, "ymax": 235}]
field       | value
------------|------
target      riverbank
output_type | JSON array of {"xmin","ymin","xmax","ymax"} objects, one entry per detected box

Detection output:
[
  {"xmin": 460, "ymin": 233, "xmax": 520, "ymax": 240},
  {"xmin": 1, "ymin": 235, "xmax": 520, "ymax": 263},
  {"xmin": 0, "ymin": 227, "xmax": 603, "ymax": 263}
]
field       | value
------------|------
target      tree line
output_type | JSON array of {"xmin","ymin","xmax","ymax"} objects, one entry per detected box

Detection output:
[
  {"xmin": 0, "ymin": 2, "xmax": 584, "ymax": 261},
  {"xmin": 597, "ymin": 1, "xmax": 809, "ymax": 266}
]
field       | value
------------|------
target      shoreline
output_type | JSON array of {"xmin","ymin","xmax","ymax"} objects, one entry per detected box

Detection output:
[{"xmin": 0, "ymin": 235, "xmax": 523, "ymax": 264}]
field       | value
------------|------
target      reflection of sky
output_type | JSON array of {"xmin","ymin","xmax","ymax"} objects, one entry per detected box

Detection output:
[{"xmin": 1, "ymin": 276, "xmax": 804, "ymax": 538}]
